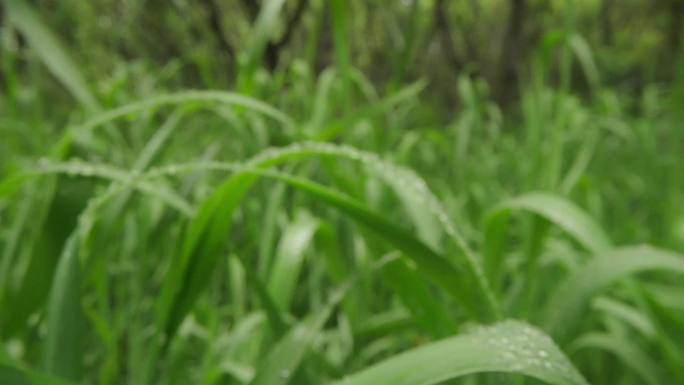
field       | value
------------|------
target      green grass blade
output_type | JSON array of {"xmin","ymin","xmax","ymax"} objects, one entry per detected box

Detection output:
[
  {"xmin": 20, "ymin": 160, "xmax": 194, "ymax": 216},
  {"xmin": 568, "ymin": 33, "xmax": 600, "ymax": 91},
  {"xmin": 155, "ymin": 143, "xmax": 500, "ymax": 345},
  {"xmin": 156, "ymin": 163, "xmax": 474, "ymax": 344},
  {"xmin": 0, "ymin": 363, "xmax": 82, "ymax": 385},
  {"xmin": 638, "ymin": 288, "xmax": 684, "ymax": 382},
  {"xmin": 244, "ymin": 0, "xmax": 287, "ymax": 71},
  {"xmin": 267, "ymin": 210, "xmax": 318, "ymax": 311},
  {"xmin": 592, "ymin": 297, "xmax": 655, "ymax": 338},
  {"xmin": 42, "ymin": 186, "xmax": 125, "ymax": 382},
  {"xmin": 43, "ymin": 234, "xmax": 83, "ymax": 380},
  {"xmin": 544, "ymin": 245, "xmax": 684, "ymax": 340},
  {"xmin": 257, "ymin": 180, "xmax": 289, "ymax": 278},
  {"xmin": 249, "ymin": 287, "xmax": 345, "ymax": 385},
  {"xmin": 3, "ymin": 0, "xmax": 99, "ymax": 112},
  {"xmin": 66, "ymin": 90, "xmax": 293, "ymax": 148},
  {"xmin": 380, "ymin": 167, "xmax": 443, "ymax": 251},
  {"xmin": 486, "ymin": 192, "xmax": 612, "ymax": 255},
  {"xmin": 569, "ymin": 332, "xmax": 660, "ymax": 385},
  {"xmin": 330, "ymin": 320, "xmax": 588, "ymax": 385},
  {"xmin": 329, "ymin": 0, "xmax": 351, "ymax": 101},
  {"xmin": 379, "ymin": 257, "xmax": 457, "ymax": 337},
  {"xmin": 132, "ymin": 109, "xmax": 185, "ymax": 171},
  {"xmin": 252, "ymin": 168, "xmax": 494, "ymax": 322}
]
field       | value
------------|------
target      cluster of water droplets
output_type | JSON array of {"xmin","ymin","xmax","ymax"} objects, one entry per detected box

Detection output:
[
  {"xmin": 35, "ymin": 157, "xmax": 126, "ymax": 180},
  {"xmin": 147, "ymin": 160, "xmax": 243, "ymax": 179},
  {"xmin": 248, "ymin": 141, "xmax": 473, "ymax": 253},
  {"xmin": 470, "ymin": 320, "xmax": 588, "ymax": 384}
]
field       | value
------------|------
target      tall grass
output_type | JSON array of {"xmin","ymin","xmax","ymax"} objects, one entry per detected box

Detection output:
[{"xmin": 1, "ymin": 1, "xmax": 684, "ymax": 385}]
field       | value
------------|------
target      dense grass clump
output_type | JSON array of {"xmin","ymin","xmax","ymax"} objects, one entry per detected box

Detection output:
[{"xmin": 2, "ymin": 1, "xmax": 684, "ymax": 384}]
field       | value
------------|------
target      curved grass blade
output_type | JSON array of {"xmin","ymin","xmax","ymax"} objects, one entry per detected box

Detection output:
[
  {"xmin": 251, "ymin": 255, "xmax": 394, "ymax": 385},
  {"xmin": 60, "ymin": 90, "xmax": 293, "ymax": 151},
  {"xmin": 155, "ymin": 151, "xmax": 497, "ymax": 346},
  {"xmin": 147, "ymin": 141, "xmax": 492, "ymax": 310},
  {"xmin": 244, "ymin": 0, "xmax": 287, "ymax": 73},
  {"xmin": 267, "ymin": 210, "xmax": 319, "ymax": 311},
  {"xmin": 486, "ymin": 191, "xmax": 613, "ymax": 255},
  {"xmin": 379, "ymin": 257, "xmax": 457, "ymax": 338},
  {"xmin": 568, "ymin": 33, "xmax": 600, "ymax": 91},
  {"xmin": 249, "ymin": 285, "xmax": 346, "ymax": 385},
  {"xmin": 248, "ymin": 168, "xmax": 495, "ymax": 322},
  {"xmin": 3, "ymin": 0, "xmax": 99, "ymax": 112},
  {"xmin": 0, "ymin": 363, "xmax": 81, "ymax": 385},
  {"xmin": 43, "ymin": 234, "xmax": 83, "ymax": 380},
  {"xmin": 11, "ymin": 160, "xmax": 193, "ymax": 216},
  {"xmin": 330, "ymin": 320, "xmax": 588, "ymax": 385},
  {"xmin": 42, "ymin": 186, "xmax": 127, "ymax": 381},
  {"xmin": 0, "ymin": 191, "xmax": 33, "ymax": 323},
  {"xmin": 592, "ymin": 297, "xmax": 655, "ymax": 338},
  {"xmin": 72, "ymin": 90, "xmax": 292, "ymax": 134},
  {"xmin": 638, "ymin": 288, "xmax": 684, "ymax": 382},
  {"xmin": 569, "ymin": 332, "xmax": 660, "ymax": 385},
  {"xmin": 544, "ymin": 245, "xmax": 684, "ymax": 340},
  {"xmin": 156, "ymin": 164, "xmax": 473, "ymax": 343},
  {"xmin": 484, "ymin": 191, "xmax": 612, "ymax": 287}
]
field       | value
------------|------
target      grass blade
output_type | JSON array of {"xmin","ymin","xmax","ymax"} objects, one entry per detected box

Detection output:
[
  {"xmin": 330, "ymin": 320, "xmax": 588, "ymax": 385},
  {"xmin": 244, "ymin": 0, "xmax": 287, "ymax": 71},
  {"xmin": 544, "ymin": 245, "xmax": 684, "ymax": 340},
  {"xmin": 569, "ymin": 332, "xmax": 660, "ymax": 385},
  {"xmin": 65, "ymin": 90, "xmax": 293, "ymax": 149},
  {"xmin": 0, "ymin": 363, "xmax": 81, "ymax": 385},
  {"xmin": 156, "ymin": 143, "xmax": 500, "ymax": 346},
  {"xmin": 486, "ymin": 191, "xmax": 612, "ymax": 255},
  {"xmin": 267, "ymin": 210, "xmax": 318, "ymax": 311},
  {"xmin": 249, "ymin": 286, "xmax": 346, "ymax": 385},
  {"xmin": 43, "ymin": 234, "xmax": 83, "ymax": 380},
  {"xmin": 3, "ymin": 0, "xmax": 99, "ymax": 112}
]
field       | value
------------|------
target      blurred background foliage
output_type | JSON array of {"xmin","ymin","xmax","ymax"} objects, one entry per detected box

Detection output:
[
  {"xmin": 2, "ymin": 0, "xmax": 682, "ymax": 102},
  {"xmin": 2, "ymin": 0, "xmax": 682, "ymax": 245}
]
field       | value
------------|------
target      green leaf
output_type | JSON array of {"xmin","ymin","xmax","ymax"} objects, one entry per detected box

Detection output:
[
  {"xmin": 569, "ymin": 332, "xmax": 660, "ymax": 385},
  {"xmin": 0, "ymin": 363, "xmax": 81, "ymax": 385},
  {"xmin": 639, "ymin": 288, "xmax": 684, "ymax": 382},
  {"xmin": 254, "ymin": 169, "xmax": 495, "ymax": 322},
  {"xmin": 267, "ymin": 210, "xmax": 319, "ymax": 311},
  {"xmin": 156, "ymin": 143, "xmax": 500, "ymax": 346},
  {"xmin": 3, "ymin": 0, "xmax": 99, "ymax": 112},
  {"xmin": 43, "ymin": 234, "xmax": 83, "ymax": 380},
  {"xmin": 568, "ymin": 33, "xmax": 600, "ymax": 91},
  {"xmin": 486, "ymin": 192, "xmax": 612, "ymax": 255},
  {"xmin": 592, "ymin": 297, "xmax": 655, "ymax": 338},
  {"xmin": 245, "ymin": 0, "xmax": 287, "ymax": 70},
  {"xmin": 66, "ymin": 90, "xmax": 293, "ymax": 150},
  {"xmin": 330, "ymin": 320, "xmax": 588, "ymax": 385},
  {"xmin": 249, "ymin": 287, "xmax": 344, "ymax": 385},
  {"xmin": 379, "ymin": 257, "xmax": 457, "ymax": 338},
  {"xmin": 544, "ymin": 245, "xmax": 684, "ymax": 340}
]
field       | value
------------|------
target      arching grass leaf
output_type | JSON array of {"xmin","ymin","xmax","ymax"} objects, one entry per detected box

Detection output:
[
  {"xmin": 330, "ymin": 320, "xmax": 588, "ymax": 385},
  {"xmin": 544, "ymin": 245, "xmax": 684, "ymax": 340}
]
